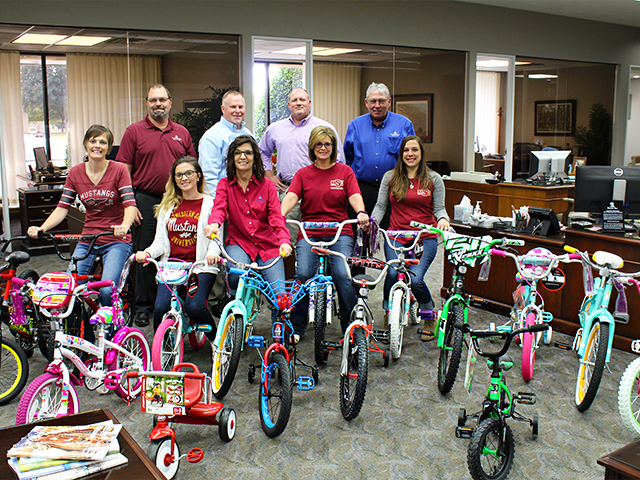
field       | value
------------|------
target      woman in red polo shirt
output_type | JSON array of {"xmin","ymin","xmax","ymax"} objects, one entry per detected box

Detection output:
[{"xmin": 205, "ymin": 135, "xmax": 292, "ymax": 292}]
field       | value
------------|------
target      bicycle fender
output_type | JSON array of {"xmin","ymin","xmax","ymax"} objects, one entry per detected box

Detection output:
[
  {"xmin": 212, "ymin": 300, "xmax": 247, "ymax": 349},
  {"xmin": 104, "ymin": 326, "xmax": 131, "ymax": 364},
  {"xmin": 579, "ymin": 311, "xmax": 615, "ymax": 363},
  {"xmin": 340, "ymin": 321, "xmax": 367, "ymax": 377}
]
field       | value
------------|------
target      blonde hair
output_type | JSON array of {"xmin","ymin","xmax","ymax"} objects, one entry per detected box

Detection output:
[
  {"xmin": 308, "ymin": 126, "xmax": 337, "ymax": 164},
  {"xmin": 155, "ymin": 156, "xmax": 204, "ymax": 217}
]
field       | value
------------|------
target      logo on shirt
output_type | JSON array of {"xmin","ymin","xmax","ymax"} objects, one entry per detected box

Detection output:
[
  {"xmin": 330, "ymin": 179, "xmax": 344, "ymax": 190},
  {"xmin": 390, "ymin": 131, "xmax": 401, "ymax": 137},
  {"xmin": 416, "ymin": 188, "xmax": 431, "ymax": 197},
  {"xmin": 255, "ymin": 195, "xmax": 265, "ymax": 203},
  {"xmin": 172, "ymin": 135, "xmax": 183, "ymax": 142}
]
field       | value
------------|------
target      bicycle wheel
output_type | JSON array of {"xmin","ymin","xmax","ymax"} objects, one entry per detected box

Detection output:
[
  {"xmin": 313, "ymin": 290, "xmax": 329, "ymax": 366},
  {"xmin": 618, "ymin": 356, "xmax": 640, "ymax": 436},
  {"xmin": 437, "ymin": 302, "xmax": 464, "ymax": 394},
  {"xmin": 15, "ymin": 373, "xmax": 79, "ymax": 424},
  {"xmin": 212, "ymin": 312, "xmax": 244, "ymax": 399},
  {"xmin": 258, "ymin": 352, "xmax": 293, "ymax": 438},
  {"xmin": 340, "ymin": 326, "xmax": 369, "ymax": 420},
  {"xmin": 0, "ymin": 337, "xmax": 29, "ymax": 406},
  {"xmin": 151, "ymin": 316, "xmax": 184, "ymax": 371},
  {"xmin": 108, "ymin": 328, "xmax": 150, "ymax": 400},
  {"xmin": 187, "ymin": 318, "xmax": 207, "ymax": 350},
  {"xmin": 575, "ymin": 320, "xmax": 609, "ymax": 412},
  {"xmin": 467, "ymin": 417, "xmax": 515, "ymax": 480},
  {"xmin": 148, "ymin": 437, "xmax": 180, "ymax": 480},
  {"xmin": 388, "ymin": 288, "xmax": 405, "ymax": 360},
  {"xmin": 521, "ymin": 312, "xmax": 537, "ymax": 382}
]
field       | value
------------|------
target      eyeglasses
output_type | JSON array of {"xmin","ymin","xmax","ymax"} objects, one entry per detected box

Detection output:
[
  {"xmin": 234, "ymin": 150, "xmax": 254, "ymax": 158},
  {"xmin": 315, "ymin": 142, "xmax": 333, "ymax": 150},
  {"xmin": 147, "ymin": 97, "xmax": 170, "ymax": 103},
  {"xmin": 174, "ymin": 170, "xmax": 196, "ymax": 180},
  {"xmin": 367, "ymin": 98, "xmax": 389, "ymax": 105}
]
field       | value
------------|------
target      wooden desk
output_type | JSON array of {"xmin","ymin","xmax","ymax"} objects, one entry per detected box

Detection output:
[
  {"xmin": 3, "ymin": 409, "xmax": 164, "ymax": 480},
  {"xmin": 598, "ymin": 440, "xmax": 640, "ymax": 480}
]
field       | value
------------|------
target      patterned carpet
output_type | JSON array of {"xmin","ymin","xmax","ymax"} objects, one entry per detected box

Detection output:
[{"xmin": 2, "ymin": 246, "xmax": 638, "ymax": 479}]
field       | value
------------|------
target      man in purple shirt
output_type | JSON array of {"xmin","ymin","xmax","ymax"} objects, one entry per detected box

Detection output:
[
  {"xmin": 259, "ymin": 88, "xmax": 344, "ymax": 243},
  {"xmin": 116, "ymin": 84, "xmax": 196, "ymax": 326}
]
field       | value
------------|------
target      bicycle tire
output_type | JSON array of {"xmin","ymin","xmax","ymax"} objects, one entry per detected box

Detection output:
[
  {"xmin": 388, "ymin": 288, "xmax": 405, "ymax": 360},
  {"xmin": 0, "ymin": 337, "xmax": 29, "ymax": 406},
  {"xmin": 467, "ymin": 417, "xmax": 515, "ymax": 480},
  {"xmin": 313, "ymin": 290, "xmax": 329, "ymax": 366},
  {"xmin": 259, "ymin": 352, "xmax": 293, "ymax": 437},
  {"xmin": 148, "ymin": 437, "xmax": 180, "ymax": 480},
  {"xmin": 212, "ymin": 312, "xmax": 244, "ymax": 399},
  {"xmin": 108, "ymin": 328, "xmax": 150, "ymax": 400},
  {"xmin": 15, "ymin": 373, "xmax": 79, "ymax": 424},
  {"xmin": 618, "ymin": 356, "xmax": 640, "ymax": 437},
  {"xmin": 437, "ymin": 302, "xmax": 464, "ymax": 394},
  {"xmin": 521, "ymin": 312, "xmax": 537, "ymax": 382},
  {"xmin": 187, "ymin": 318, "xmax": 207, "ymax": 350},
  {"xmin": 151, "ymin": 315, "xmax": 184, "ymax": 371},
  {"xmin": 340, "ymin": 326, "xmax": 369, "ymax": 420},
  {"xmin": 575, "ymin": 320, "xmax": 609, "ymax": 412}
]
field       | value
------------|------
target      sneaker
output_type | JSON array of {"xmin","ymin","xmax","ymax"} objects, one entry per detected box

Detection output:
[
  {"xmin": 135, "ymin": 312, "xmax": 150, "ymax": 327},
  {"xmin": 420, "ymin": 309, "xmax": 436, "ymax": 342},
  {"xmin": 292, "ymin": 334, "xmax": 301, "ymax": 345}
]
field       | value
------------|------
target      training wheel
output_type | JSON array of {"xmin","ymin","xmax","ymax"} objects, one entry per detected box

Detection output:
[
  {"xmin": 187, "ymin": 448, "xmax": 204, "ymax": 463},
  {"xmin": 248, "ymin": 364, "xmax": 256, "ymax": 384},
  {"xmin": 383, "ymin": 349, "xmax": 390, "ymax": 368}
]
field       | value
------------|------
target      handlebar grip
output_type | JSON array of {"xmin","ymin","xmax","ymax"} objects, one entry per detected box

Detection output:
[
  {"xmin": 311, "ymin": 246, "xmax": 330, "ymax": 255},
  {"xmin": 527, "ymin": 323, "xmax": 549, "ymax": 333},
  {"xmin": 87, "ymin": 280, "xmax": 114, "ymax": 290},
  {"xmin": 490, "ymin": 248, "xmax": 506, "ymax": 257},
  {"xmin": 568, "ymin": 253, "xmax": 581, "ymax": 260},
  {"xmin": 564, "ymin": 245, "xmax": 578, "ymax": 253},
  {"xmin": 125, "ymin": 371, "xmax": 140, "ymax": 378},
  {"xmin": 11, "ymin": 277, "xmax": 26, "ymax": 286}
]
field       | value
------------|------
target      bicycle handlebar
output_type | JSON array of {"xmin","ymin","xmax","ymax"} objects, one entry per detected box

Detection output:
[
  {"xmin": 490, "ymin": 247, "xmax": 580, "ymax": 281},
  {"xmin": 564, "ymin": 245, "xmax": 640, "ymax": 278},
  {"xmin": 310, "ymin": 246, "xmax": 392, "ymax": 287},
  {"xmin": 42, "ymin": 231, "xmax": 115, "ymax": 262},
  {"xmin": 209, "ymin": 236, "xmax": 284, "ymax": 272},
  {"xmin": 288, "ymin": 218, "xmax": 359, "ymax": 247},
  {"xmin": 0, "ymin": 236, "xmax": 29, "ymax": 253},
  {"xmin": 461, "ymin": 322, "xmax": 549, "ymax": 359},
  {"xmin": 379, "ymin": 228, "xmax": 430, "ymax": 254}
]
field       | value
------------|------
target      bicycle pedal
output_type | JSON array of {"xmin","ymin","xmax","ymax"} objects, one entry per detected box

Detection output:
[
  {"xmin": 322, "ymin": 341, "xmax": 341, "ymax": 350},
  {"xmin": 417, "ymin": 329, "xmax": 436, "ymax": 341},
  {"xmin": 469, "ymin": 296, "xmax": 486, "ymax": 307},
  {"xmin": 455, "ymin": 426, "xmax": 473, "ymax": 439},
  {"xmin": 196, "ymin": 324, "xmax": 212, "ymax": 333},
  {"xmin": 516, "ymin": 392, "xmax": 536, "ymax": 405},
  {"xmin": 248, "ymin": 335, "xmax": 266, "ymax": 348},
  {"xmin": 297, "ymin": 376, "xmax": 315, "ymax": 390},
  {"xmin": 104, "ymin": 372, "xmax": 120, "ymax": 390},
  {"xmin": 554, "ymin": 341, "xmax": 571, "ymax": 350},
  {"xmin": 373, "ymin": 329, "xmax": 389, "ymax": 338}
]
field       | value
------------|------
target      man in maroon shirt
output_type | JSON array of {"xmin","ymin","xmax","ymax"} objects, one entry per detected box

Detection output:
[{"xmin": 116, "ymin": 84, "xmax": 196, "ymax": 326}]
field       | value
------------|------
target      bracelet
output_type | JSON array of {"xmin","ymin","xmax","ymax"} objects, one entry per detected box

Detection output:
[{"xmin": 357, "ymin": 210, "xmax": 367, "ymax": 216}]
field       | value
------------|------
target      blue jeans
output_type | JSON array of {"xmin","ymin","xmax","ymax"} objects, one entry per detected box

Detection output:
[
  {"xmin": 295, "ymin": 235, "xmax": 356, "ymax": 334},
  {"xmin": 225, "ymin": 245, "xmax": 285, "ymax": 295},
  {"xmin": 72, "ymin": 241, "xmax": 133, "ymax": 307},
  {"xmin": 383, "ymin": 237, "xmax": 438, "ymax": 310},
  {"xmin": 154, "ymin": 272, "xmax": 217, "ymax": 340}
]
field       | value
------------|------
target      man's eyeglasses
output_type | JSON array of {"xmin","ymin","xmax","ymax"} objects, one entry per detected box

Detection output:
[
  {"xmin": 147, "ymin": 97, "xmax": 170, "ymax": 103},
  {"xmin": 175, "ymin": 170, "xmax": 196, "ymax": 180},
  {"xmin": 234, "ymin": 150, "xmax": 254, "ymax": 158},
  {"xmin": 315, "ymin": 142, "xmax": 333, "ymax": 149},
  {"xmin": 367, "ymin": 98, "xmax": 389, "ymax": 105}
]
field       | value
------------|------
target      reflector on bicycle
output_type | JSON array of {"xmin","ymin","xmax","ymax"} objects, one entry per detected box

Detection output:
[{"xmin": 33, "ymin": 273, "xmax": 77, "ymax": 308}]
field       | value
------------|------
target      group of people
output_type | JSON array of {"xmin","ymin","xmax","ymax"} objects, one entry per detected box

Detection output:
[{"xmin": 27, "ymin": 80, "xmax": 450, "ymax": 355}]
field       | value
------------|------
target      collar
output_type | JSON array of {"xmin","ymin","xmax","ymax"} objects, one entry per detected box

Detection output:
[
  {"xmin": 220, "ymin": 116, "xmax": 246, "ymax": 132},
  {"xmin": 369, "ymin": 112, "xmax": 389, "ymax": 128},
  {"xmin": 144, "ymin": 115, "xmax": 173, "ymax": 131},
  {"xmin": 288, "ymin": 113, "xmax": 313, "ymax": 126},
  {"xmin": 229, "ymin": 174, "xmax": 259, "ymax": 187}
]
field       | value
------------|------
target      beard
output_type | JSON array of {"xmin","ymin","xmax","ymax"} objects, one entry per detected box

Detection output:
[{"xmin": 149, "ymin": 107, "xmax": 169, "ymax": 120}]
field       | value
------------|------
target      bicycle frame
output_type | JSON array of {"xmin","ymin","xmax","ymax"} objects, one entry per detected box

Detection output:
[{"xmin": 576, "ymin": 275, "xmax": 616, "ymax": 364}]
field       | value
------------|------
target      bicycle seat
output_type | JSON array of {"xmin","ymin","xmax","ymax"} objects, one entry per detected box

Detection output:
[
  {"xmin": 593, "ymin": 251, "xmax": 624, "ymax": 269},
  {"xmin": 5, "ymin": 251, "xmax": 30, "ymax": 266},
  {"xmin": 90, "ymin": 306, "xmax": 115, "ymax": 325}
]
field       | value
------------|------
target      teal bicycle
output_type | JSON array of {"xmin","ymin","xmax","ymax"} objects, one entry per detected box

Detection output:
[{"xmin": 410, "ymin": 221, "xmax": 523, "ymax": 394}]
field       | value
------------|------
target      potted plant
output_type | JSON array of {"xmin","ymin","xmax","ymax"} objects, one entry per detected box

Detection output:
[{"xmin": 573, "ymin": 102, "xmax": 612, "ymax": 166}]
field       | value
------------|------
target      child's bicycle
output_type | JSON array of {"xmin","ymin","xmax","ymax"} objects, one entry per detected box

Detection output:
[
  {"xmin": 490, "ymin": 247, "xmax": 579, "ymax": 381},
  {"xmin": 618, "ymin": 337, "xmax": 640, "ymax": 437},
  {"xmin": 378, "ymin": 227, "xmax": 430, "ymax": 360},
  {"xmin": 0, "ymin": 319, "xmax": 29, "ymax": 406},
  {"xmin": 15, "ymin": 265, "xmax": 150, "ymax": 424},
  {"xmin": 144, "ymin": 258, "xmax": 213, "ymax": 371},
  {"xmin": 209, "ymin": 238, "xmax": 288, "ymax": 399},
  {"xmin": 557, "ymin": 246, "xmax": 640, "ymax": 411},
  {"xmin": 456, "ymin": 322, "xmax": 549, "ymax": 480},
  {"xmin": 126, "ymin": 363, "xmax": 236, "ymax": 480},
  {"xmin": 410, "ymin": 220, "xmax": 524, "ymax": 394}
]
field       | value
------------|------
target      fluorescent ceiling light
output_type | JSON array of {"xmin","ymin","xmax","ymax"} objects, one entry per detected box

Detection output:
[
  {"xmin": 528, "ymin": 74, "xmax": 558, "ymax": 79},
  {"xmin": 314, "ymin": 48, "xmax": 361, "ymax": 56},
  {"xmin": 515, "ymin": 61, "xmax": 532, "ymax": 66},
  {"xmin": 476, "ymin": 59, "xmax": 509, "ymax": 68},
  {"xmin": 272, "ymin": 46, "xmax": 317, "ymax": 55},
  {"xmin": 57, "ymin": 36, "xmax": 111, "ymax": 46},
  {"xmin": 12, "ymin": 33, "xmax": 67, "ymax": 45}
]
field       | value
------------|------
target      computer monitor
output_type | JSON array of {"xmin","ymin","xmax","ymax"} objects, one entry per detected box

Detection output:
[
  {"xmin": 525, "ymin": 206, "xmax": 562, "ymax": 236},
  {"xmin": 530, "ymin": 150, "xmax": 571, "ymax": 176},
  {"xmin": 574, "ymin": 165, "xmax": 640, "ymax": 219},
  {"xmin": 33, "ymin": 147, "xmax": 50, "ymax": 170}
]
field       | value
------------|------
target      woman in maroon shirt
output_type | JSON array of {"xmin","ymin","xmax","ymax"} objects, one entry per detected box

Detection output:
[{"xmin": 205, "ymin": 135, "xmax": 292, "ymax": 292}]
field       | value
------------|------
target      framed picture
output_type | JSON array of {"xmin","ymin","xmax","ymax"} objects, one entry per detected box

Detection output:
[
  {"xmin": 572, "ymin": 156, "xmax": 587, "ymax": 171},
  {"xmin": 183, "ymin": 99, "xmax": 206, "ymax": 112},
  {"xmin": 393, "ymin": 94, "xmax": 433, "ymax": 143},
  {"xmin": 534, "ymin": 100, "xmax": 576, "ymax": 136}
]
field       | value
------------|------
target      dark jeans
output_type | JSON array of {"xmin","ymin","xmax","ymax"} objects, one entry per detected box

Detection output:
[
  {"xmin": 133, "ymin": 190, "xmax": 162, "ymax": 316},
  {"xmin": 153, "ymin": 272, "xmax": 217, "ymax": 341}
]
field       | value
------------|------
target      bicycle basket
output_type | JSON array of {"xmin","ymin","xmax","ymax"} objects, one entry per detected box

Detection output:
[
  {"xmin": 443, "ymin": 233, "xmax": 492, "ymax": 268},
  {"xmin": 245, "ymin": 276, "xmax": 306, "ymax": 311},
  {"xmin": 33, "ymin": 273, "xmax": 77, "ymax": 308}
]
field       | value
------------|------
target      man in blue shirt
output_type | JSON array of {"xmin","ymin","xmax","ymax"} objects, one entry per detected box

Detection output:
[
  {"xmin": 198, "ymin": 90, "xmax": 253, "ymax": 196},
  {"xmin": 344, "ymin": 82, "xmax": 415, "ymax": 218}
]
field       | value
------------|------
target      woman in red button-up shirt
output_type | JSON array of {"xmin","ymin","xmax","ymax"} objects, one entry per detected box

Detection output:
[{"xmin": 205, "ymin": 135, "xmax": 292, "ymax": 292}]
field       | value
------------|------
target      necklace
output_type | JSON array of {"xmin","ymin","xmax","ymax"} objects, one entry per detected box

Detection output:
[{"xmin": 409, "ymin": 178, "xmax": 415, "ymax": 189}]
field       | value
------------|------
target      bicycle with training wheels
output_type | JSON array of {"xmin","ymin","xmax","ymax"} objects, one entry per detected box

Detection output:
[
  {"xmin": 557, "ymin": 246, "xmax": 640, "ymax": 411},
  {"xmin": 15, "ymin": 267, "xmax": 150, "ymax": 424},
  {"xmin": 209, "ymin": 238, "xmax": 287, "ymax": 399},
  {"xmin": 145, "ymin": 258, "xmax": 213, "ymax": 371},
  {"xmin": 410, "ymin": 220, "xmax": 524, "ymax": 395},
  {"xmin": 287, "ymin": 218, "xmax": 357, "ymax": 366},
  {"xmin": 456, "ymin": 322, "xmax": 549, "ymax": 480},
  {"xmin": 490, "ymin": 247, "xmax": 579, "ymax": 382},
  {"xmin": 127, "ymin": 363, "xmax": 236, "ymax": 480}
]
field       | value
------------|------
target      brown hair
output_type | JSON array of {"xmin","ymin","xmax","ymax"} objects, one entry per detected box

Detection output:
[
  {"xmin": 226, "ymin": 135, "xmax": 264, "ymax": 181},
  {"xmin": 308, "ymin": 126, "xmax": 337, "ymax": 164},
  {"xmin": 389, "ymin": 135, "xmax": 432, "ymax": 202},
  {"xmin": 82, "ymin": 124, "xmax": 114, "ymax": 154}
]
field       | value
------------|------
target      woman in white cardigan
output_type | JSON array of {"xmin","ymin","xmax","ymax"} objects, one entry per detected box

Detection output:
[{"xmin": 135, "ymin": 156, "xmax": 220, "ymax": 341}]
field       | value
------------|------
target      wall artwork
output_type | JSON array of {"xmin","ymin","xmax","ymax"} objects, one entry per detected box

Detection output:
[
  {"xmin": 393, "ymin": 94, "xmax": 433, "ymax": 143},
  {"xmin": 534, "ymin": 100, "xmax": 576, "ymax": 136}
]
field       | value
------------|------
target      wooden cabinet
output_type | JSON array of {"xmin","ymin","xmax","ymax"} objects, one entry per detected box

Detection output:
[{"xmin": 18, "ymin": 187, "xmax": 69, "ymax": 255}]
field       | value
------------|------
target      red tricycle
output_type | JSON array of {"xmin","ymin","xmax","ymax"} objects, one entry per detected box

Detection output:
[{"xmin": 127, "ymin": 363, "xmax": 236, "ymax": 479}]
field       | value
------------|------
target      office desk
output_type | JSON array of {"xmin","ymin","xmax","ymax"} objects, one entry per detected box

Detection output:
[
  {"xmin": 3, "ymin": 409, "xmax": 164, "ymax": 480},
  {"xmin": 598, "ymin": 440, "xmax": 640, "ymax": 480}
]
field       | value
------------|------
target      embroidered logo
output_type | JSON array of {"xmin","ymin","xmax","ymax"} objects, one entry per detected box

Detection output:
[
  {"xmin": 390, "ymin": 131, "xmax": 401, "ymax": 137},
  {"xmin": 416, "ymin": 188, "xmax": 431, "ymax": 197},
  {"xmin": 255, "ymin": 195, "xmax": 265, "ymax": 203},
  {"xmin": 330, "ymin": 179, "xmax": 344, "ymax": 190},
  {"xmin": 172, "ymin": 135, "xmax": 182, "ymax": 142}
]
